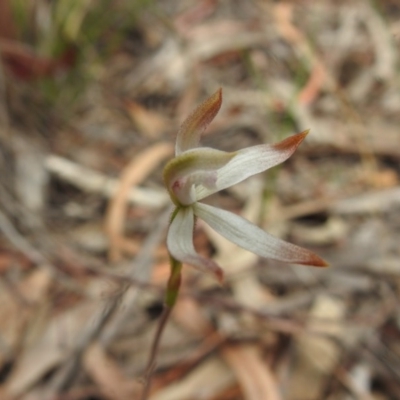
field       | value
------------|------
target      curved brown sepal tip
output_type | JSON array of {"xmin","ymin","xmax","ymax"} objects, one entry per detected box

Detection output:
[
  {"xmin": 301, "ymin": 253, "xmax": 329, "ymax": 268},
  {"xmin": 273, "ymin": 129, "xmax": 310, "ymax": 152},
  {"xmin": 197, "ymin": 88, "xmax": 222, "ymax": 130},
  {"xmin": 181, "ymin": 88, "xmax": 222, "ymax": 135}
]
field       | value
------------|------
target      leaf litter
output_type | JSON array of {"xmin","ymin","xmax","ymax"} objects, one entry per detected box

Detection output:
[{"xmin": 0, "ymin": 0, "xmax": 400, "ymax": 399}]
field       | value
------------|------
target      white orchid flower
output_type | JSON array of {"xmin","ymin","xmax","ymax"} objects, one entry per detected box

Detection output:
[{"xmin": 164, "ymin": 89, "xmax": 327, "ymax": 282}]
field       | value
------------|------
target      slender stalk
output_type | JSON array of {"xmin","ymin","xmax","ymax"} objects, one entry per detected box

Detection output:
[
  {"xmin": 140, "ymin": 240, "xmax": 183, "ymax": 399},
  {"xmin": 139, "ymin": 305, "xmax": 173, "ymax": 400}
]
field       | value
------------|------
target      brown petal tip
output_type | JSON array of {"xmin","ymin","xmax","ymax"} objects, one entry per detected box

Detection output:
[
  {"xmin": 300, "ymin": 253, "xmax": 329, "ymax": 268},
  {"xmin": 272, "ymin": 129, "xmax": 310, "ymax": 153},
  {"xmin": 181, "ymin": 88, "xmax": 223, "ymax": 135}
]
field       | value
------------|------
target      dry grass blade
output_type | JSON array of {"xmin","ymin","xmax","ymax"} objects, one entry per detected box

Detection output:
[{"xmin": 45, "ymin": 155, "xmax": 169, "ymax": 208}]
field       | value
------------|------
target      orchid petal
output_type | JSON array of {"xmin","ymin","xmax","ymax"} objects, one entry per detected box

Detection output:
[
  {"xmin": 164, "ymin": 148, "xmax": 235, "ymax": 205},
  {"xmin": 176, "ymin": 89, "xmax": 222, "ymax": 155},
  {"xmin": 167, "ymin": 207, "xmax": 224, "ymax": 282},
  {"xmin": 195, "ymin": 131, "xmax": 309, "ymax": 201},
  {"xmin": 193, "ymin": 202, "xmax": 328, "ymax": 267}
]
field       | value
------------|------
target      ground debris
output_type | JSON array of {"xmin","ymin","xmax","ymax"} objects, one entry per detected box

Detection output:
[{"xmin": 0, "ymin": 1, "xmax": 400, "ymax": 399}]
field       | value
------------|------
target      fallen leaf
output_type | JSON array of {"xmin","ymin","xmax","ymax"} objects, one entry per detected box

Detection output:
[
  {"xmin": 286, "ymin": 294, "xmax": 346, "ymax": 400},
  {"xmin": 125, "ymin": 101, "xmax": 170, "ymax": 139},
  {"xmin": 222, "ymin": 344, "xmax": 281, "ymax": 400},
  {"xmin": 83, "ymin": 342, "xmax": 142, "ymax": 400},
  {"xmin": 104, "ymin": 142, "xmax": 173, "ymax": 262}
]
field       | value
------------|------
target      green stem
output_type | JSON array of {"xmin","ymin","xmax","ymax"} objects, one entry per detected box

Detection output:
[
  {"xmin": 165, "ymin": 255, "xmax": 182, "ymax": 307},
  {"xmin": 165, "ymin": 207, "xmax": 183, "ymax": 309}
]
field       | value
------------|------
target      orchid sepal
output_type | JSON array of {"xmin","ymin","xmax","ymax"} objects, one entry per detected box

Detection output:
[
  {"xmin": 195, "ymin": 130, "xmax": 310, "ymax": 201},
  {"xmin": 193, "ymin": 202, "xmax": 328, "ymax": 267},
  {"xmin": 167, "ymin": 206, "xmax": 224, "ymax": 282},
  {"xmin": 176, "ymin": 89, "xmax": 222, "ymax": 155}
]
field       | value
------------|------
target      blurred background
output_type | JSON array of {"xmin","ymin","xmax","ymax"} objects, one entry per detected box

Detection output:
[{"xmin": 0, "ymin": 0, "xmax": 400, "ymax": 399}]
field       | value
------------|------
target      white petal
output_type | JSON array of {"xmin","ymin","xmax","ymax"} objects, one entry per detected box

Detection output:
[
  {"xmin": 195, "ymin": 131, "xmax": 308, "ymax": 201},
  {"xmin": 167, "ymin": 207, "xmax": 224, "ymax": 281},
  {"xmin": 193, "ymin": 202, "xmax": 327, "ymax": 267}
]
